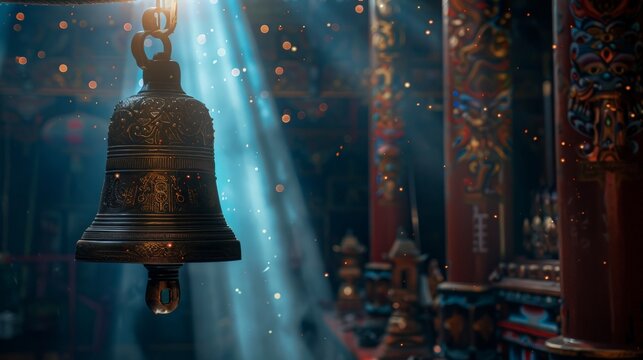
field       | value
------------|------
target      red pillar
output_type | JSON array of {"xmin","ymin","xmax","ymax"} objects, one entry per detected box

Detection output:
[
  {"xmin": 369, "ymin": 0, "xmax": 409, "ymax": 262},
  {"xmin": 438, "ymin": 1, "xmax": 512, "ymax": 359},
  {"xmin": 443, "ymin": 0, "xmax": 513, "ymax": 284},
  {"xmin": 547, "ymin": 1, "xmax": 643, "ymax": 357}
]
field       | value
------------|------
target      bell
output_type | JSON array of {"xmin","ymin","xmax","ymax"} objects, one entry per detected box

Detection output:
[{"xmin": 76, "ymin": 3, "xmax": 241, "ymax": 314}]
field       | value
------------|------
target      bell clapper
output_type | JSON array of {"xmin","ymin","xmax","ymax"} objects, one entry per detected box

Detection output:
[{"xmin": 145, "ymin": 264, "xmax": 182, "ymax": 315}]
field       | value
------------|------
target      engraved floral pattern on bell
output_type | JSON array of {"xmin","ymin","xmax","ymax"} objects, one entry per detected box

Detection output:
[
  {"xmin": 110, "ymin": 95, "xmax": 214, "ymax": 146},
  {"xmin": 77, "ymin": 60, "xmax": 240, "ymax": 265},
  {"xmin": 101, "ymin": 172, "xmax": 217, "ymax": 214}
]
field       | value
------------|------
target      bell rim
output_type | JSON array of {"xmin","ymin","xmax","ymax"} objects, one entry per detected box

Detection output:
[{"xmin": 75, "ymin": 238, "xmax": 241, "ymax": 264}]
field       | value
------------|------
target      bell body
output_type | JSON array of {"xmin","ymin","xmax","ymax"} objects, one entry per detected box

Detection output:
[{"xmin": 76, "ymin": 60, "xmax": 241, "ymax": 265}]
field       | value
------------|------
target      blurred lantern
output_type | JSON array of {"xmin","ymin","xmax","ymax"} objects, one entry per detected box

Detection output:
[
  {"xmin": 355, "ymin": 261, "xmax": 392, "ymax": 347},
  {"xmin": 378, "ymin": 229, "xmax": 428, "ymax": 359},
  {"xmin": 74, "ymin": 0, "xmax": 241, "ymax": 314},
  {"xmin": 332, "ymin": 230, "xmax": 365, "ymax": 316},
  {"xmin": 364, "ymin": 262, "xmax": 392, "ymax": 317}
]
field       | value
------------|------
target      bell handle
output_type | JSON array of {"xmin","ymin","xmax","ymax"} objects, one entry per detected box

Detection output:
[
  {"xmin": 131, "ymin": 1, "xmax": 177, "ymax": 70},
  {"xmin": 131, "ymin": 32, "xmax": 172, "ymax": 70}
]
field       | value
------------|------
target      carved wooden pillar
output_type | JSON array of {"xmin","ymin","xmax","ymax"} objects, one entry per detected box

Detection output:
[
  {"xmin": 439, "ymin": 0, "xmax": 512, "ymax": 359},
  {"xmin": 443, "ymin": 0, "xmax": 512, "ymax": 285},
  {"xmin": 547, "ymin": 1, "xmax": 643, "ymax": 358},
  {"xmin": 369, "ymin": 0, "xmax": 409, "ymax": 262}
]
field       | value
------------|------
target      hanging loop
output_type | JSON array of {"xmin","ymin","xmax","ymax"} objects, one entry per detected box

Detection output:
[{"xmin": 131, "ymin": 0, "xmax": 178, "ymax": 70}]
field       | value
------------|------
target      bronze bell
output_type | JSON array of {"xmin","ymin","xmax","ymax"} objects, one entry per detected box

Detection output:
[{"xmin": 76, "ymin": 3, "xmax": 241, "ymax": 314}]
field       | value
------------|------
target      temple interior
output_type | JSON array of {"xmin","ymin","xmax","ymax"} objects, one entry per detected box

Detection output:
[{"xmin": 0, "ymin": 0, "xmax": 641, "ymax": 359}]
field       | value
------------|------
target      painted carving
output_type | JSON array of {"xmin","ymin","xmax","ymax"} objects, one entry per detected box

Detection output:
[
  {"xmin": 448, "ymin": 0, "xmax": 512, "ymax": 197},
  {"xmin": 472, "ymin": 313, "xmax": 494, "ymax": 343},
  {"xmin": 569, "ymin": 0, "xmax": 643, "ymax": 162},
  {"xmin": 444, "ymin": 311, "xmax": 466, "ymax": 345},
  {"xmin": 371, "ymin": 0, "xmax": 405, "ymax": 202},
  {"xmin": 472, "ymin": 205, "xmax": 489, "ymax": 253}
]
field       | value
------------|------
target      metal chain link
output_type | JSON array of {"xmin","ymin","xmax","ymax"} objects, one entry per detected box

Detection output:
[{"xmin": 131, "ymin": 0, "xmax": 177, "ymax": 69}]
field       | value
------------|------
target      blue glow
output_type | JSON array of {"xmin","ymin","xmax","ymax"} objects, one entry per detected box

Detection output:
[
  {"xmin": 0, "ymin": 5, "xmax": 12, "ymax": 75},
  {"xmin": 0, "ymin": 1, "xmax": 332, "ymax": 357},
  {"xmin": 167, "ymin": 1, "xmax": 330, "ymax": 358}
]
